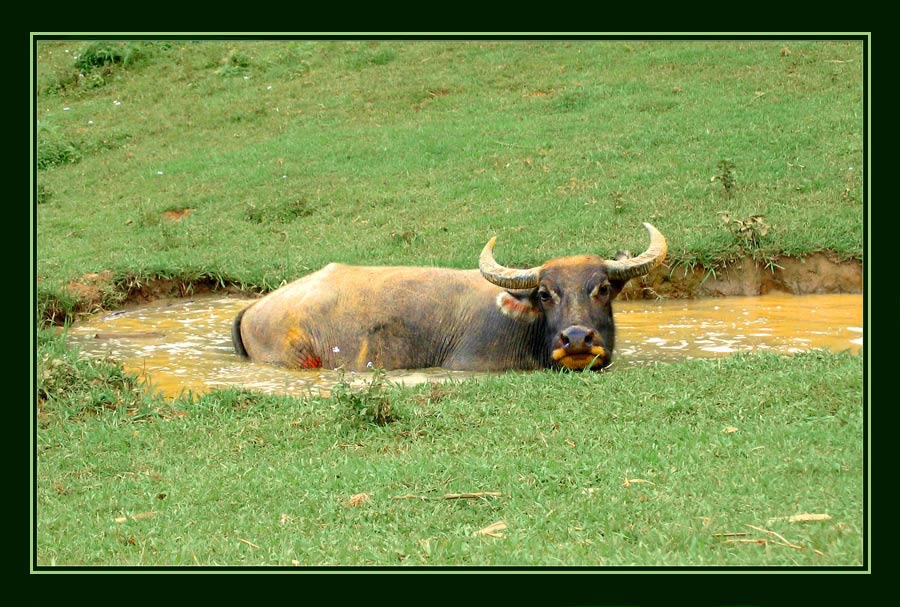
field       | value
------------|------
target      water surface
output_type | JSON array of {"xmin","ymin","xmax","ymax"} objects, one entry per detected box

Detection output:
[{"xmin": 67, "ymin": 293, "xmax": 863, "ymax": 399}]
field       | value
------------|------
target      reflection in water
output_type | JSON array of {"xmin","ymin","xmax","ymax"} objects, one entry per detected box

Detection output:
[{"xmin": 66, "ymin": 293, "xmax": 863, "ymax": 399}]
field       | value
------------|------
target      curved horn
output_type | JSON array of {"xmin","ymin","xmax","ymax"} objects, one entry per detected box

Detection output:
[
  {"xmin": 479, "ymin": 237, "xmax": 542, "ymax": 289},
  {"xmin": 604, "ymin": 222, "xmax": 668, "ymax": 280}
]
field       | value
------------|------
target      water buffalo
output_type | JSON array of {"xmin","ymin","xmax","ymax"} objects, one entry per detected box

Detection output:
[{"xmin": 232, "ymin": 223, "xmax": 667, "ymax": 371}]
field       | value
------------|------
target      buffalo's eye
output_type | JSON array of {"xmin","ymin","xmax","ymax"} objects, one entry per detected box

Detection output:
[
  {"xmin": 538, "ymin": 288, "xmax": 553, "ymax": 303},
  {"xmin": 593, "ymin": 284, "xmax": 610, "ymax": 297}
]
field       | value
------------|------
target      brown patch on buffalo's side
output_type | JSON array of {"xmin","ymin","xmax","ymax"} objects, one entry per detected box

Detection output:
[
  {"xmin": 299, "ymin": 355, "xmax": 322, "ymax": 369},
  {"xmin": 284, "ymin": 327, "xmax": 323, "ymax": 369},
  {"xmin": 355, "ymin": 339, "xmax": 370, "ymax": 370}
]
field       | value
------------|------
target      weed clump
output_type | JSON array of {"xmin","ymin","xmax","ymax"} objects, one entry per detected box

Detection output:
[
  {"xmin": 333, "ymin": 366, "xmax": 399, "ymax": 428},
  {"xmin": 38, "ymin": 286, "xmax": 82, "ymax": 327},
  {"xmin": 217, "ymin": 49, "xmax": 252, "ymax": 77},
  {"xmin": 37, "ymin": 126, "xmax": 81, "ymax": 169},
  {"xmin": 42, "ymin": 41, "xmax": 167, "ymax": 95},
  {"xmin": 74, "ymin": 42, "xmax": 144, "ymax": 72},
  {"xmin": 714, "ymin": 159, "xmax": 737, "ymax": 198},
  {"xmin": 347, "ymin": 46, "xmax": 397, "ymax": 69},
  {"xmin": 243, "ymin": 199, "xmax": 313, "ymax": 224},
  {"xmin": 37, "ymin": 183, "xmax": 53, "ymax": 204},
  {"xmin": 719, "ymin": 212, "xmax": 771, "ymax": 249}
]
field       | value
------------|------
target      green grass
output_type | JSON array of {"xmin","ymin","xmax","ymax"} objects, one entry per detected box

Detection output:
[
  {"xmin": 37, "ymin": 340, "xmax": 862, "ymax": 567},
  {"xmin": 33, "ymin": 38, "xmax": 866, "ymax": 568},
  {"xmin": 36, "ymin": 40, "xmax": 863, "ymax": 296}
]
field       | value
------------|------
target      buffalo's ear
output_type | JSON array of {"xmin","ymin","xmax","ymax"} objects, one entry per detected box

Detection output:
[{"xmin": 495, "ymin": 290, "xmax": 542, "ymax": 323}]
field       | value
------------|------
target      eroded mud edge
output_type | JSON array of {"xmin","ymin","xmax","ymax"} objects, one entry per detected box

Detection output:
[
  {"xmin": 55, "ymin": 253, "xmax": 862, "ymax": 324},
  {"xmin": 620, "ymin": 253, "xmax": 862, "ymax": 300}
]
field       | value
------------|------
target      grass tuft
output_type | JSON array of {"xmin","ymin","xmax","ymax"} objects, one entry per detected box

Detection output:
[
  {"xmin": 332, "ymin": 366, "xmax": 401, "ymax": 428},
  {"xmin": 37, "ymin": 124, "xmax": 81, "ymax": 169},
  {"xmin": 243, "ymin": 199, "xmax": 314, "ymax": 224},
  {"xmin": 74, "ymin": 42, "xmax": 142, "ymax": 72},
  {"xmin": 37, "ymin": 330, "xmax": 156, "ymax": 423},
  {"xmin": 715, "ymin": 159, "xmax": 737, "ymax": 198}
]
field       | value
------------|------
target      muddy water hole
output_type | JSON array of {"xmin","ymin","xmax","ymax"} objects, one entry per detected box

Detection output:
[{"xmin": 67, "ymin": 291, "xmax": 863, "ymax": 400}]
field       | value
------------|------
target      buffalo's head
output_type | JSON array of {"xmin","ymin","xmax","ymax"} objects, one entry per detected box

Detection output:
[{"xmin": 479, "ymin": 223, "xmax": 667, "ymax": 370}]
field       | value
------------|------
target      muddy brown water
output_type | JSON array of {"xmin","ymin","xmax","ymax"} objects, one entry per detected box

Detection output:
[{"xmin": 66, "ymin": 293, "xmax": 863, "ymax": 400}]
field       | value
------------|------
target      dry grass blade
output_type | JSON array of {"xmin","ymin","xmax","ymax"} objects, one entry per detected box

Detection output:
[
  {"xmin": 130, "ymin": 511, "xmax": 157, "ymax": 520},
  {"xmin": 390, "ymin": 492, "xmax": 500, "ymax": 501},
  {"xmin": 114, "ymin": 511, "xmax": 156, "ymax": 523},
  {"xmin": 746, "ymin": 524, "xmax": 798, "ymax": 547},
  {"xmin": 726, "ymin": 538, "xmax": 768, "ymax": 546},
  {"xmin": 348, "ymin": 492, "xmax": 372, "ymax": 506},
  {"xmin": 473, "ymin": 521, "xmax": 508, "ymax": 538},
  {"xmin": 238, "ymin": 538, "xmax": 260, "ymax": 549},
  {"xmin": 716, "ymin": 524, "xmax": 825, "ymax": 556},
  {"xmin": 746, "ymin": 91, "xmax": 768, "ymax": 104},
  {"xmin": 767, "ymin": 513, "xmax": 832, "ymax": 524},
  {"xmin": 442, "ymin": 492, "xmax": 501, "ymax": 500}
]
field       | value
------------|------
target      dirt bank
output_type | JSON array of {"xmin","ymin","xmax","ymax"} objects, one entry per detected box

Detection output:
[
  {"xmin": 54, "ymin": 253, "xmax": 862, "ymax": 324},
  {"xmin": 621, "ymin": 253, "xmax": 863, "ymax": 300}
]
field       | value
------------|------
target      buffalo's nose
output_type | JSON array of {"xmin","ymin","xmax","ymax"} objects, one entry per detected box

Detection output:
[{"xmin": 559, "ymin": 326, "xmax": 597, "ymax": 351}]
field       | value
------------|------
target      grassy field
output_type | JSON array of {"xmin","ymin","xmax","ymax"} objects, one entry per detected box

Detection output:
[
  {"xmin": 33, "ymin": 38, "xmax": 866, "ymax": 569},
  {"xmin": 38, "ymin": 346, "xmax": 862, "ymax": 567}
]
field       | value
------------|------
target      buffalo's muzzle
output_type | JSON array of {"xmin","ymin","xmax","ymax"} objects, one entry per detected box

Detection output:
[{"xmin": 552, "ymin": 325, "xmax": 608, "ymax": 370}]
